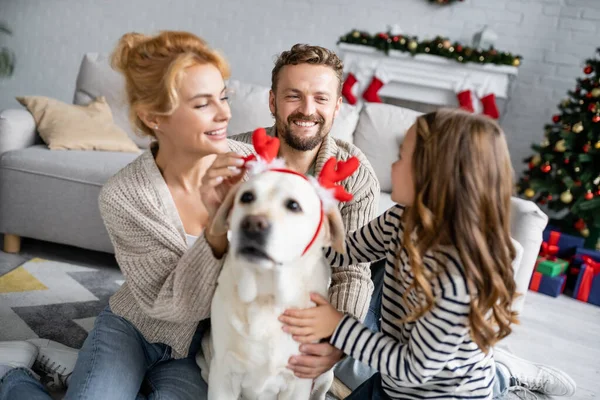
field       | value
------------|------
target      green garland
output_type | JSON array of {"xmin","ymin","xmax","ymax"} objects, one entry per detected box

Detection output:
[{"xmin": 338, "ymin": 30, "xmax": 522, "ymax": 68}]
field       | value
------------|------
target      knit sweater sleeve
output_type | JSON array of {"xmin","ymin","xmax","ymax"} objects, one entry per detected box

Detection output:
[
  {"xmin": 99, "ymin": 177, "xmax": 224, "ymax": 324},
  {"xmin": 328, "ymin": 171, "xmax": 380, "ymax": 322}
]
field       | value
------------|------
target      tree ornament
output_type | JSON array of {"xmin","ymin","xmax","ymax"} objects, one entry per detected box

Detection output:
[
  {"xmin": 560, "ymin": 190, "xmax": 573, "ymax": 203},
  {"xmin": 443, "ymin": 39, "xmax": 451, "ymax": 48},
  {"xmin": 561, "ymin": 99, "xmax": 570, "ymax": 107},
  {"xmin": 584, "ymin": 65, "xmax": 593, "ymax": 74},
  {"xmin": 564, "ymin": 157, "xmax": 570, "ymax": 164},
  {"xmin": 531, "ymin": 154, "xmax": 541, "ymax": 166},
  {"xmin": 573, "ymin": 122, "xmax": 584, "ymax": 133},
  {"xmin": 588, "ymin": 103, "xmax": 597, "ymax": 112},
  {"xmin": 574, "ymin": 219, "xmax": 586, "ymax": 231},
  {"xmin": 524, "ymin": 188, "xmax": 536, "ymax": 198},
  {"xmin": 408, "ymin": 40, "xmax": 418, "ymax": 51},
  {"xmin": 575, "ymin": 166, "xmax": 581, "ymax": 173},
  {"xmin": 593, "ymin": 114, "xmax": 600, "ymax": 123},
  {"xmin": 595, "ymin": 140, "xmax": 600, "ymax": 149},
  {"xmin": 581, "ymin": 228, "xmax": 590, "ymax": 238},
  {"xmin": 583, "ymin": 142, "xmax": 591, "ymax": 153},
  {"xmin": 585, "ymin": 190, "xmax": 594, "ymax": 200},
  {"xmin": 552, "ymin": 115, "xmax": 561, "ymax": 123},
  {"xmin": 512, "ymin": 58, "xmax": 521, "ymax": 67},
  {"xmin": 547, "ymin": 194, "xmax": 553, "ymax": 201},
  {"xmin": 592, "ymin": 88, "xmax": 600, "ymax": 97},
  {"xmin": 541, "ymin": 163, "xmax": 552, "ymax": 173},
  {"xmin": 541, "ymin": 139, "xmax": 550, "ymax": 147},
  {"xmin": 554, "ymin": 139, "xmax": 567, "ymax": 152},
  {"xmin": 352, "ymin": 30, "xmax": 361, "ymax": 38}
]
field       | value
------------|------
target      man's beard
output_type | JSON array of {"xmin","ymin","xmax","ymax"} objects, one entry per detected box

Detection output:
[{"xmin": 274, "ymin": 109, "xmax": 331, "ymax": 151}]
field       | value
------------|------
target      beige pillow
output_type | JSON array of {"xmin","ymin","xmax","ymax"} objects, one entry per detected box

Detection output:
[{"xmin": 16, "ymin": 95, "xmax": 140, "ymax": 152}]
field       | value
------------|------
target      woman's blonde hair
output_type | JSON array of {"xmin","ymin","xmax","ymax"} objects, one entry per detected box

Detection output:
[
  {"xmin": 401, "ymin": 108, "xmax": 518, "ymax": 352},
  {"xmin": 110, "ymin": 30, "xmax": 230, "ymax": 138}
]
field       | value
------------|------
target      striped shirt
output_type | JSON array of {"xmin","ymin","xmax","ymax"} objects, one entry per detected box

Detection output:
[{"xmin": 327, "ymin": 205, "xmax": 495, "ymax": 400}]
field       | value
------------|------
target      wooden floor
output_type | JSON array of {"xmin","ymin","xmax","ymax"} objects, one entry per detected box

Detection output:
[{"xmin": 1, "ymin": 237, "xmax": 599, "ymax": 399}]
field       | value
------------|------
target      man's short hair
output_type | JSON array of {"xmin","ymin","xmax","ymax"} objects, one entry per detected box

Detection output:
[{"xmin": 271, "ymin": 44, "xmax": 344, "ymax": 96}]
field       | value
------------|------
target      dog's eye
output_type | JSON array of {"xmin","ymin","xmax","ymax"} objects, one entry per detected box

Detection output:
[
  {"xmin": 286, "ymin": 199, "xmax": 302, "ymax": 213},
  {"xmin": 240, "ymin": 191, "xmax": 255, "ymax": 204}
]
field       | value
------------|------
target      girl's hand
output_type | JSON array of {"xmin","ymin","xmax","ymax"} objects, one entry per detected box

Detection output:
[
  {"xmin": 279, "ymin": 293, "xmax": 344, "ymax": 344},
  {"xmin": 200, "ymin": 152, "xmax": 246, "ymax": 220}
]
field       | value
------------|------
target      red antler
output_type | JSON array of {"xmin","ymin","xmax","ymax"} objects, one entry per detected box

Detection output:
[
  {"xmin": 244, "ymin": 127, "xmax": 279, "ymax": 163},
  {"xmin": 317, "ymin": 157, "xmax": 360, "ymax": 202}
]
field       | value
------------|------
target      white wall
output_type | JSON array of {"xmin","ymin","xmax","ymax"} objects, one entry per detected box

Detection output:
[{"xmin": 1, "ymin": 0, "xmax": 599, "ymax": 172}]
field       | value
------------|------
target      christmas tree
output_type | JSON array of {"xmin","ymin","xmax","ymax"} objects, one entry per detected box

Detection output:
[{"xmin": 517, "ymin": 48, "xmax": 600, "ymax": 249}]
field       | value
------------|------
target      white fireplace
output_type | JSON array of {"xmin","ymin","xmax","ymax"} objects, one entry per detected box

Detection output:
[{"xmin": 337, "ymin": 43, "xmax": 519, "ymax": 115}]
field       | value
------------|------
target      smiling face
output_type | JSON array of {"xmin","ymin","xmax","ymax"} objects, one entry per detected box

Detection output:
[
  {"xmin": 156, "ymin": 63, "xmax": 231, "ymax": 156},
  {"xmin": 228, "ymin": 171, "xmax": 323, "ymax": 269},
  {"xmin": 269, "ymin": 64, "xmax": 342, "ymax": 151}
]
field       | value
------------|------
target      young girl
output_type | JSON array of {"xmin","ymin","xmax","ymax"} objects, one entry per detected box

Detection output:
[{"xmin": 279, "ymin": 109, "xmax": 559, "ymax": 399}]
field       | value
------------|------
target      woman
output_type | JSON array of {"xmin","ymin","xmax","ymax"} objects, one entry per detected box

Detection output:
[{"xmin": 0, "ymin": 30, "xmax": 249, "ymax": 400}]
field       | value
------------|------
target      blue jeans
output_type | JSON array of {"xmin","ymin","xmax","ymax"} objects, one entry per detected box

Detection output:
[
  {"xmin": 333, "ymin": 259, "xmax": 384, "ymax": 390},
  {"xmin": 335, "ymin": 260, "xmax": 511, "ymax": 398},
  {"xmin": 0, "ymin": 306, "xmax": 208, "ymax": 400}
]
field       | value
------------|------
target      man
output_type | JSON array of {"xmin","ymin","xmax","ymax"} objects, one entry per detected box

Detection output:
[
  {"xmin": 230, "ymin": 43, "xmax": 578, "ymax": 398},
  {"xmin": 230, "ymin": 44, "xmax": 381, "ymax": 386}
]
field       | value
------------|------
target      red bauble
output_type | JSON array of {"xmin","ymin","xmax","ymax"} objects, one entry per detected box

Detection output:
[
  {"xmin": 547, "ymin": 194, "xmax": 553, "ymax": 201},
  {"xmin": 584, "ymin": 65, "xmax": 593, "ymax": 74},
  {"xmin": 574, "ymin": 219, "xmax": 586, "ymax": 231},
  {"xmin": 589, "ymin": 103, "xmax": 597, "ymax": 112},
  {"xmin": 585, "ymin": 191, "xmax": 594, "ymax": 200},
  {"xmin": 552, "ymin": 115, "xmax": 561, "ymax": 123},
  {"xmin": 593, "ymin": 115, "xmax": 600, "ymax": 123},
  {"xmin": 583, "ymin": 143, "xmax": 591, "ymax": 152},
  {"xmin": 576, "ymin": 221, "xmax": 587, "ymax": 230},
  {"xmin": 541, "ymin": 164, "xmax": 552, "ymax": 173},
  {"xmin": 564, "ymin": 157, "xmax": 570, "ymax": 164},
  {"xmin": 587, "ymin": 93, "xmax": 594, "ymax": 99},
  {"xmin": 378, "ymin": 33, "xmax": 389, "ymax": 40},
  {"xmin": 575, "ymin": 180, "xmax": 582, "ymax": 187},
  {"xmin": 456, "ymin": 45, "xmax": 463, "ymax": 52},
  {"xmin": 528, "ymin": 162, "xmax": 535, "ymax": 170},
  {"xmin": 392, "ymin": 36, "xmax": 400, "ymax": 42}
]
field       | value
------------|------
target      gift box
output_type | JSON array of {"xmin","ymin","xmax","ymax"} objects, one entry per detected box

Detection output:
[
  {"xmin": 572, "ymin": 248, "xmax": 600, "ymax": 306},
  {"xmin": 529, "ymin": 271, "xmax": 567, "ymax": 298},
  {"xmin": 536, "ymin": 258, "xmax": 569, "ymax": 277},
  {"xmin": 542, "ymin": 227, "xmax": 586, "ymax": 259}
]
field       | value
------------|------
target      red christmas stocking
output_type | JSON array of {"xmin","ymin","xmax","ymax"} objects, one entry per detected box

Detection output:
[
  {"xmin": 362, "ymin": 68, "xmax": 390, "ymax": 103},
  {"xmin": 341, "ymin": 73, "xmax": 358, "ymax": 105},
  {"xmin": 456, "ymin": 90, "xmax": 475, "ymax": 113},
  {"xmin": 481, "ymin": 93, "xmax": 500, "ymax": 119}
]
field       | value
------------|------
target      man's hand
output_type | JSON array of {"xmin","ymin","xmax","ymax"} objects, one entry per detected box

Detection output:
[
  {"xmin": 279, "ymin": 293, "xmax": 346, "ymax": 379},
  {"xmin": 286, "ymin": 342, "xmax": 344, "ymax": 379}
]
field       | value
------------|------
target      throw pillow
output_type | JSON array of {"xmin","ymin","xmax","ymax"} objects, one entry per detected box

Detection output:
[{"xmin": 16, "ymin": 95, "xmax": 140, "ymax": 152}]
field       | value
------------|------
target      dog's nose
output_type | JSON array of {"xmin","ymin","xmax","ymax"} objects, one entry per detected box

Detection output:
[{"xmin": 241, "ymin": 215, "xmax": 271, "ymax": 236}]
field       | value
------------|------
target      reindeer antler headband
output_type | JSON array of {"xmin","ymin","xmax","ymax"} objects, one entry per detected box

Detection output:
[{"xmin": 242, "ymin": 128, "xmax": 359, "ymax": 255}]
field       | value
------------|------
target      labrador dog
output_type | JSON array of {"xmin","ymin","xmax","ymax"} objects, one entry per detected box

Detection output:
[{"xmin": 197, "ymin": 164, "xmax": 348, "ymax": 400}]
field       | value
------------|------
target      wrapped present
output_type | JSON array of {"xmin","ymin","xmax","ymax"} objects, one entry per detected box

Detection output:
[
  {"xmin": 572, "ymin": 249, "xmax": 600, "ymax": 306},
  {"xmin": 542, "ymin": 227, "xmax": 586, "ymax": 259},
  {"xmin": 529, "ymin": 271, "xmax": 566, "ymax": 297},
  {"xmin": 536, "ymin": 258, "xmax": 569, "ymax": 277}
]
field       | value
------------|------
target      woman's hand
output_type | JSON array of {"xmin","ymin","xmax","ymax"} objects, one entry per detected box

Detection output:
[
  {"xmin": 200, "ymin": 152, "xmax": 246, "ymax": 220},
  {"xmin": 279, "ymin": 293, "xmax": 344, "ymax": 344}
]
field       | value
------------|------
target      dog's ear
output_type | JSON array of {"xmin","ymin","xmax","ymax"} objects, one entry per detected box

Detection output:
[
  {"xmin": 324, "ymin": 207, "xmax": 346, "ymax": 254},
  {"xmin": 209, "ymin": 182, "xmax": 242, "ymax": 236}
]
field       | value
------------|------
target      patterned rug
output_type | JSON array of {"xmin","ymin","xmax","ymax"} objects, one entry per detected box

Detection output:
[{"xmin": 0, "ymin": 257, "xmax": 123, "ymax": 348}]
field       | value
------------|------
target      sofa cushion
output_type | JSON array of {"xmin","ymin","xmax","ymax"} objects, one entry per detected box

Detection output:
[
  {"xmin": 16, "ymin": 96, "xmax": 140, "ymax": 153},
  {"xmin": 73, "ymin": 53, "xmax": 151, "ymax": 149},
  {"xmin": 0, "ymin": 145, "xmax": 139, "ymax": 186},
  {"xmin": 354, "ymin": 103, "xmax": 422, "ymax": 192},
  {"xmin": 226, "ymin": 79, "xmax": 360, "ymax": 143}
]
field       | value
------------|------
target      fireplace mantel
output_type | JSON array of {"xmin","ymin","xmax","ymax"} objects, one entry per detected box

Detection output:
[{"xmin": 337, "ymin": 43, "xmax": 518, "ymax": 108}]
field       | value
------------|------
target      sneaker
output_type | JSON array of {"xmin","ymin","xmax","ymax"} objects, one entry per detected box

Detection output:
[
  {"xmin": 27, "ymin": 339, "xmax": 78, "ymax": 390},
  {"xmin": 0, "ymin": 341, "xmax": 38, "ymax": 379},
  {"xmin": 494, "ymin": 347, "xmax": 576, "ymax": 397}
]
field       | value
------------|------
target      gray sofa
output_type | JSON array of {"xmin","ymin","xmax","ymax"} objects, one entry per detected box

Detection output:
[{"xmin": 0, "ymin": 53, "xmax": 548, "ymax": 313}]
